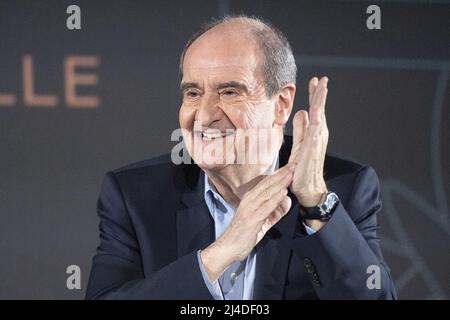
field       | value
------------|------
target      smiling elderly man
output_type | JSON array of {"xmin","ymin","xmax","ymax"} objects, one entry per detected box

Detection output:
[{"xmin": 86, "ymin": 15, "xmax": 396, "ymax": 300}]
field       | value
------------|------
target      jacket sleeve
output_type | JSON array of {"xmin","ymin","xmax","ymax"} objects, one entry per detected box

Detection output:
[
  {"xmin": 291, "ymin": 166, "xmax": 397, "ymax": 299},
  {"xmin": 85, "ymin": 172, "xmax": 213, "ymax": 300}
]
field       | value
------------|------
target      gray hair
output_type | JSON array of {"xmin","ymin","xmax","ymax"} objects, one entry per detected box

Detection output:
[{"xmin": 179, "ymin": 14, "xmax": 297, "ymax": 97}]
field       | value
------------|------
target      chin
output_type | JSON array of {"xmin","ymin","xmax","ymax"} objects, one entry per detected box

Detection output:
[
  {"xmin": 193, "ymin": 148, "xmax": 236, "ymax": 171},
  {"xmin": 196, "ymin": 161, "xmax": 230, "ymax": 172}
]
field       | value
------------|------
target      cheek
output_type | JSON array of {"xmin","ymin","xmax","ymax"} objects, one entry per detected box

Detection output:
[
  {"xmin": 179, "ymin": 105, "xmax": 196, "ymax": 159},
  {"xmin": 226, "ymin": 101, "xmax": 274, "ymax": 130},
  {"xmin": 179, "ymin": 105, "xmax": 196, "ymax": 129},
  {"xmin": 222, "ymin": 105, "xmax": 248, "ymax": 129}
]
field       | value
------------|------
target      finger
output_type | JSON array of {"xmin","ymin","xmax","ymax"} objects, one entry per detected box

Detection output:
[
  {"xmin": 309, "ymin": 78, "xmax": 328, "ymax": 126},
  {"xmin": 249, "ymin": 166, "xmax": 293, "ymax": 202},
  {"xmin": 256, "ymin": 188, "xmax": 289, "ymax": 221},
  {"xmin": 265, "ymin": 196, "xmax": 292, "ymax": 227},
  {"xmin": 260, "ymin": 196, "xmax": 292, "ymax": 233},
  {"xmin": 310, "ymin": 77, "xmax": 328, "ymax": 108},
  {"xmin": 309, "ymin": 77, "xmax": 319, "ymax": 106},
  {"xmin": 289, "ymin": 110, "xmax": 309, "ymax": 163},
  {"xmin": 245, "ymin": 165, "xmax": 292, "ymax": 203},
  {"xmin": 264, "ymin": 174, "xmax": 293, "ymax": 202},
  {"xmin": 256, "ymin": 194, "xmax": 292, "ymax": 243},
  {"xmin": 317, "ymin": 77, "xmax": 328, "ymax": 110}
]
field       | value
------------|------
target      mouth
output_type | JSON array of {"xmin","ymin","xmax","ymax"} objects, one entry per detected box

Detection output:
[{"xmin": 195, "ymin": 130, "xmax": 235, "ymax": 141}]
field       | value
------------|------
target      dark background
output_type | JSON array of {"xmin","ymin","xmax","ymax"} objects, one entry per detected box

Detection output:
[{"xmin": 0, "ymin": 0, "xmax": 449, "ymax": 299}]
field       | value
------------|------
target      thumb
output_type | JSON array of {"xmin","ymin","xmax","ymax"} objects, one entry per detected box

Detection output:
[{"xmin": 289, "ymin": 110, "xmax": 309, "ymax": 163}]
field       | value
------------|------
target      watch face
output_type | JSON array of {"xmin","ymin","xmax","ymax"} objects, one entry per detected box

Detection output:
[
  {"xmin": 321, "ymin": 192, "xmax": 339, "ymax": 215},
  {"xmin": 301, "ymin": 192, "xmax": 339, "ymax": 221},
  {"xmin": 326, "ymin": 193, "xmax": 339, "ymax": 208}
]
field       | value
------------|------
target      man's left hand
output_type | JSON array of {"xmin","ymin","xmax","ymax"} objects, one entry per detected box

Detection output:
[{"xmin": 288, "ymin": 76, "xmax": 330, "ymax": 229}]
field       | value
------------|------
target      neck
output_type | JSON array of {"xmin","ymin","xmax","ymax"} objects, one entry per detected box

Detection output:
[{"xmin": 204, "ymin": 159, "xmax": 277, "ymax": 208}]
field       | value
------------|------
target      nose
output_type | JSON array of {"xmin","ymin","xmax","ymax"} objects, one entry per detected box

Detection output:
[{"xmin": 195, "ymin": 92, "xmax": 224, "ymax": 128}]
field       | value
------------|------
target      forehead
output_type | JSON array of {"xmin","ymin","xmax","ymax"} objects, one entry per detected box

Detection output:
[{"xmin": 182, "ymin": 29, "xmax": 261, "ymax": 83}]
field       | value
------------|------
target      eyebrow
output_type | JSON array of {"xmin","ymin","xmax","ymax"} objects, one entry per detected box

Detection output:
[
  {"xmin": 180, "ymin": 82, "xmax": 200, "ymax": 93},
  {"xmin": 217, "ymin": 81, "xmax": 248, "ymax": 94},
  {"xmin": 179, "ymin": 81, "xmax": 249, "ymax": 94}
]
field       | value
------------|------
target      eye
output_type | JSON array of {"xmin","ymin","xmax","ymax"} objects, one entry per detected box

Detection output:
[
  {"xmin": 220, "ymin": 89, "xmax": 238, "ymax": 97},
  {"xmin": 184, "ymin": 90, "xmax": 200, "ymax": 99}
]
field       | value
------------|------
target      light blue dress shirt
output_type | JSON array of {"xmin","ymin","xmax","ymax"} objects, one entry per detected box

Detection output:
[{"xmin": 197, "ymin": 160, "xmax": 317, "ymax": 300}]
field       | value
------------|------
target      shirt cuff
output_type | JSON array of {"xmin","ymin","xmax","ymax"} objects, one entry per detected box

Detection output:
[
  {"xmin": 196, "ymin": 250, "xmax": 224, "ymax": 300},
  {"xmin": 303, "ymin": 222, "xmax": 317, "ymax": 235}
]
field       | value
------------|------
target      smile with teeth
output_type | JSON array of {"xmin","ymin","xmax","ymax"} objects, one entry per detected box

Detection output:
[{"xmin": 199, "ymin": 131, "xmax": 234, "ymax": 140}]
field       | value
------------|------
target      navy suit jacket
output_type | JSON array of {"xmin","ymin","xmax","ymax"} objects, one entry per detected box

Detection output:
[{"xmin": 86, "ymin": 136, "xmax": 396, "ymax": 299}]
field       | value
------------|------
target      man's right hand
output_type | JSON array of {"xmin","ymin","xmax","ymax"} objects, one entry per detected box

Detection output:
[{"xmin": 200, "ymin": 164, "xmax": 295, "ymax": 282}]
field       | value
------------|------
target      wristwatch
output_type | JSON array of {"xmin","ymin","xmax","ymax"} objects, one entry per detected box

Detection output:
[{"xmin": 299, "ymin": 191, "xmax": 340, "ymax": 221}]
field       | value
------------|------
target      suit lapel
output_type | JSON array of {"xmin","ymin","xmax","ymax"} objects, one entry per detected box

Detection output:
[
  {"xmin": 253, "ymin": 136, "xmax": 299, "ymax": 299},
  {"xmin": 252, "ymin": 194, "xmax": 300, "ymax": 299},
  {"xmin": 175, "ymin": 166, "xmax": 215, "ymax": 257}
]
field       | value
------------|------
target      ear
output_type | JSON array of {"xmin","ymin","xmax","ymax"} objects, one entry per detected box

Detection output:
[{"xmin": 274, "ymin": 84, "xmax": 296, "ymax": 126}]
